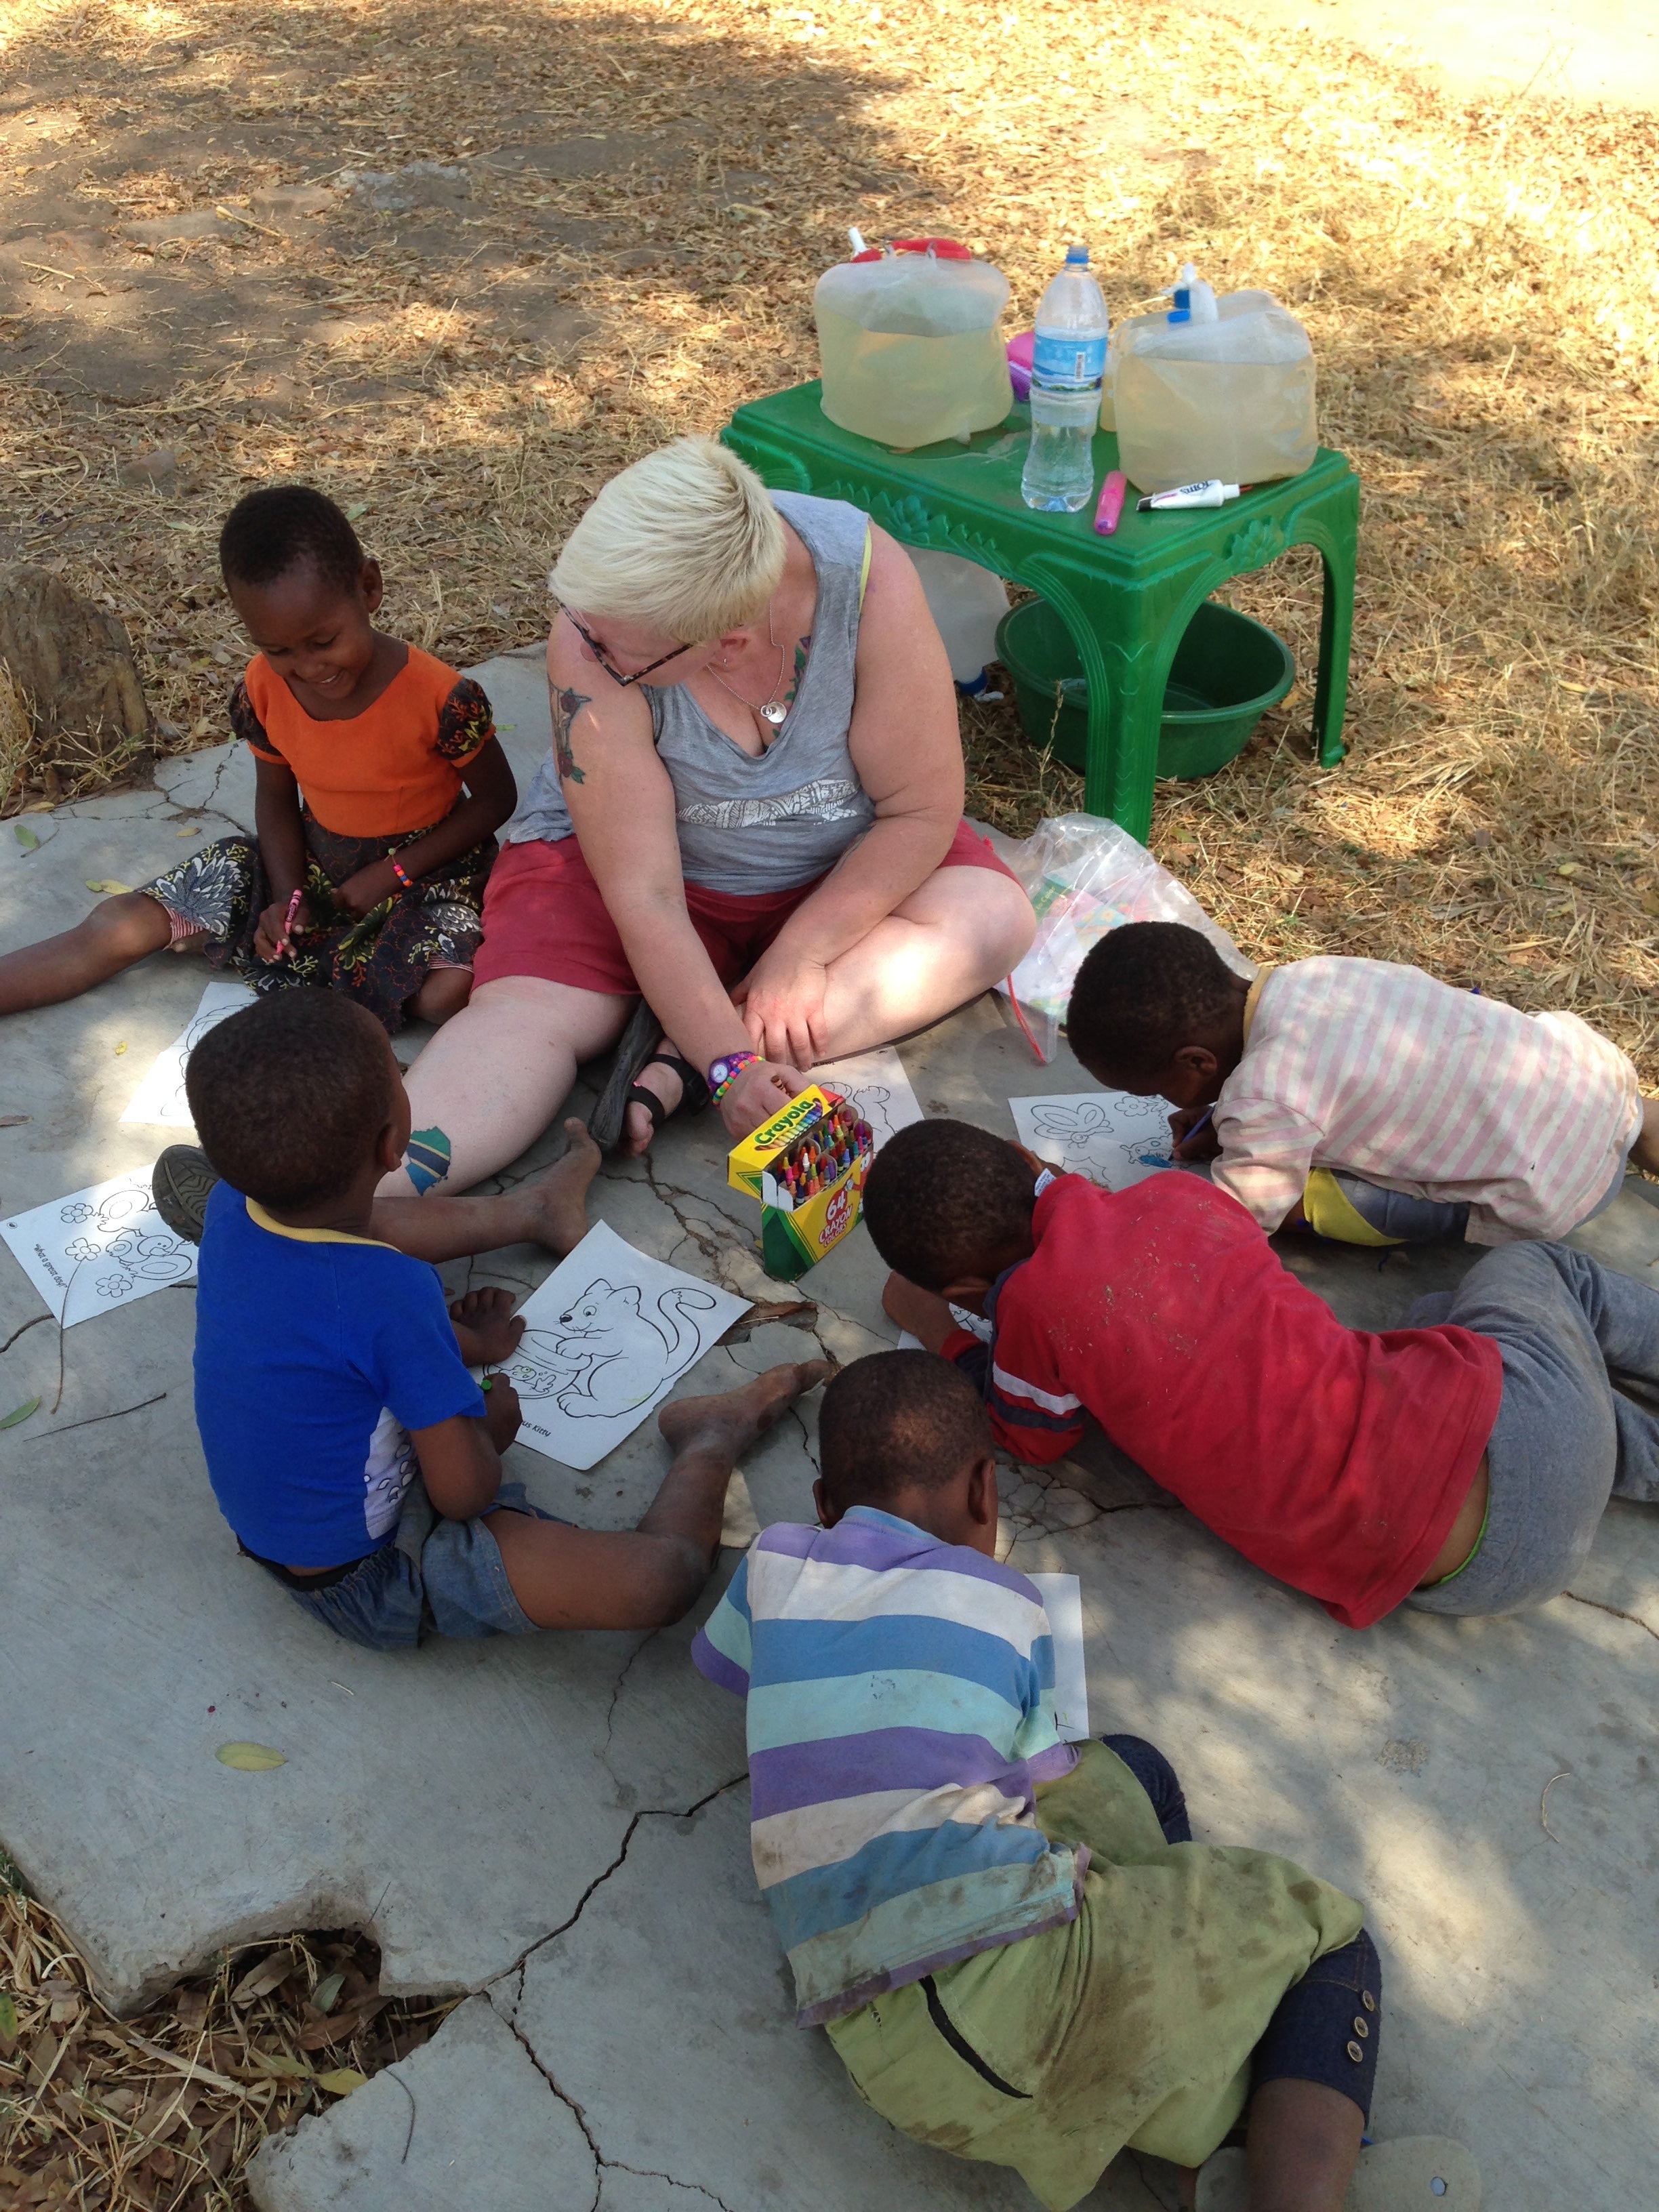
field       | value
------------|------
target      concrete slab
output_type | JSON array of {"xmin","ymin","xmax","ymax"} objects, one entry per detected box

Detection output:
[{"xmin": 1, "ymin": 669, "xmax": 1656, "ymax": 2207}]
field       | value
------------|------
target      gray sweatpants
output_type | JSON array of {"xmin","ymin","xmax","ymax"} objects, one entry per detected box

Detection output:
[{"xmin": 1405, "ymin": 1242, "xmax": 1659, "ymax": 1616}]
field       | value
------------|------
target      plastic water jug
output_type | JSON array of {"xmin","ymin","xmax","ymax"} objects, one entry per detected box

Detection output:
[
  {"xmin": 815, "ymin": 238, "xmax": 1013, "ymax": 451},
  {"xmin": 1111, "ymin": 264, "xmax": 1317, "ymax": 495},
  {"xmin": 907, "ymin": 548, "xmax": 1010, "ymax": 693}
]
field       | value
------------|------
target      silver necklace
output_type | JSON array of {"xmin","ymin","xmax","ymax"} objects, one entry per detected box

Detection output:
[{"xmin": 710, "ymin": 599, "xmax": 790, "ymax": 729}]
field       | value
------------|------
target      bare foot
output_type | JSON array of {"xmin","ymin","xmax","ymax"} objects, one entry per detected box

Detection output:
[
  {"xmin": 1632, "ymin": 1096, "xmax": 1659, "ymax": 1176},
  {"xmin": 619, "ymin": 1038, "xmax": 680, "ymax": 1158},
  {"xmin": 658, "ymin": 1358, "xmax": 834, "ymax": 1460},
  {"xmin": 522, "ymin": 1119, "xmax": 603, "ymax": 1255}
]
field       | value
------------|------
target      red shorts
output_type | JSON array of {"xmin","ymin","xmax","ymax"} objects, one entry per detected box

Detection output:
[{"xmin": 472, "ymin": 819, "xmax": 1019, "ymax": 996}]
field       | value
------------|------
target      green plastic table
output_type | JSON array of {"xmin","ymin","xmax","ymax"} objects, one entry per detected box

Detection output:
[{"xmin": 721, "ymin": 382, "xmax": 1358, "ymax": 842}]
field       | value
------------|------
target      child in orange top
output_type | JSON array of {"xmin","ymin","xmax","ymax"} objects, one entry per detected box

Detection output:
[{"xmin": 0, "ymin": 486, "xmax": 516, "ymax": 1033}]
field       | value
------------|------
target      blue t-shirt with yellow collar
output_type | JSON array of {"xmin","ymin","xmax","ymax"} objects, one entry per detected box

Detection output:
[{"xmin": 193, "ymin": 1180, "xmax": 485, "ymax": 1569}]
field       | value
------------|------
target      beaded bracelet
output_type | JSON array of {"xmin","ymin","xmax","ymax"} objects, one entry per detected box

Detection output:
[
  {"xmin": 708, "ymin": 1049, "xmax": 761, "ymax": 1103},
  {"xmin": 389, "ymin": 854, "xmax": 415, "ymax": 892}
]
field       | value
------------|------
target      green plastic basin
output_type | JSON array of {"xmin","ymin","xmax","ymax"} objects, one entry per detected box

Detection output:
[{"xmin": 995, "ymin": 596, "xmax": 1296, "ymax": 781}]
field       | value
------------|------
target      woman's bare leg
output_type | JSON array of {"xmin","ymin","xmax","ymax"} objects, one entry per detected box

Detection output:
[
  {"xmin": 0, "ymin": 891, "xmax": 174, "ymax": 1015},
  {"xmin": 377, "ymin": 974, "xmax": 632, "ymax": 1196},
  {"xmin": 621, "ymin": 865, "xmax": 1035, "ymax": 1149},
  {"xmin": 817, "ymin": 863, "xmax": 1035, "ymax": 1057}
]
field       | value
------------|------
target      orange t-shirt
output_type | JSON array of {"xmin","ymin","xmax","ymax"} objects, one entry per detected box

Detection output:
[{"xmin": 236, "ymin": 645, "xmax": 494, "ymax": 838}]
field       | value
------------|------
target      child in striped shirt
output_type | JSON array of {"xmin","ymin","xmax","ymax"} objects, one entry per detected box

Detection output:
[
  {"xmin": 693, "ymin": 1354, "xmax": 1475, "ymax": 2211},
  {"xmin": 1067, "ymin": 924, "xmax": 1657, "ymax": 1246}
]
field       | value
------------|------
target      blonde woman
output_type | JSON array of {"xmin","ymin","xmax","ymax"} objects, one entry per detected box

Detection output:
[{"xmin": 382, "ymin": 436, "xmax": 1036, "ymax": 1193}]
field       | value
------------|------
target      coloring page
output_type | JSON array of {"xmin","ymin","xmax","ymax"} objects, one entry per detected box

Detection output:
[
  {"xmin": 501, "ymin": 1221, "xmax": 750, "ymax": 1472},
  {"xmin": 120, "ymin": 978, "xmax": 259, "ymax": 1127},
  {"xmin": 1, "ymin": 1168, "xmax": 197, "ymax": 1328},
  {"xmin": 1010, "ymin": 1091, "xmax": 1177, "ymax": 1191},
  {"xmin": 812, "ymin": 1045, "xmax": 924, "ymax": 1153},
  {"xmin": 1027, "ymin": 1572, "xmax": 1090, "ymax": 1741}
]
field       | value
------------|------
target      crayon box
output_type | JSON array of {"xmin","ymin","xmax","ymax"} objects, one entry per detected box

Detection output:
[{"xmin": 727, "ymin": 1085, "xmax": 877, "ymax": 1282}]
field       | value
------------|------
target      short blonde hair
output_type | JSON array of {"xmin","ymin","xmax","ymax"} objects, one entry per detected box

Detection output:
[{"xmin": 549, "ymin": 435, "xmax": 787, "ymax": 642}]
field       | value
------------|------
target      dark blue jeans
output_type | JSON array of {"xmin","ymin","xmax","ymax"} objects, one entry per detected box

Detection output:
[{"xmin": 1103, "ymin": 1736, "xmax": 1381, "ymax": 2122}]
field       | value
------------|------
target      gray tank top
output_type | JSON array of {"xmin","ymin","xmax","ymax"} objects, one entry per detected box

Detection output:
[{"xmin": 506, "ymin": 491, "xmax": 876, "ymax": 895}]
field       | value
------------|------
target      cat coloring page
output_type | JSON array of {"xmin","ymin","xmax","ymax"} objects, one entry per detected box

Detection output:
[{"xmin": 501, "ymin": 1221, "xmax": 750, "ymax": 1471}]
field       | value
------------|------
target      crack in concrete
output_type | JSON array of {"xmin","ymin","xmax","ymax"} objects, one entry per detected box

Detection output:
[
  {"xmin": 598, "ymin": 1627, "xmax": 657, "ymax": 1769},
  {"xmin": 487, "ymin": 1780, "xmax": 749, "ymax": 2212},
  {"xmin": 500, "ymin": 1770, "xmax": 749, "ymax": 1985},
  {"xmin": 1563, "ymin": 1588, "xmax": 1659, "ymax": 1642}
]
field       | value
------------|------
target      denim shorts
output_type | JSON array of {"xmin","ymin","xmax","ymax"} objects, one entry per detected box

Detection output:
[{"xmin": 252, "ymin": 1476, "xmax": 564, "ymax": 1652}]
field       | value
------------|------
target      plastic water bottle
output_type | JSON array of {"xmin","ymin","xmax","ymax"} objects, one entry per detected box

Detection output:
[{"xmin": 1021, "ymin": 245, "xmax": 1109, "ymax": 513}]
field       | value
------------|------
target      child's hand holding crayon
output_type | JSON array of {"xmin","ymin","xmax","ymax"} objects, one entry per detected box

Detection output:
[
  {"xmin": 254, "ymin": 890, "xmax": 310, "ymax": 964},
  {"xmin": 1169, "ymin": 1104, "xmax": 1222, "ymax": 1161}
]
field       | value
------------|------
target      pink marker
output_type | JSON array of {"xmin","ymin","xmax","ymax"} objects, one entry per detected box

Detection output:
[{"xmin": 1094, "ymin": 470, "xmax": 1127, "ymax": 536}]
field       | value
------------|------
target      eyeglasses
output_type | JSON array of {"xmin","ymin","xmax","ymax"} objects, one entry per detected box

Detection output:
[{"xmin": 559, "ymin": 607, "xmax": 689, "ymax": 689}]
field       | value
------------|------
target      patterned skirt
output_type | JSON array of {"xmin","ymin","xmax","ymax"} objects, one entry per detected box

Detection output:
[{"xmin": 142, "ymin": 805, "xmax": 496, "ymax": 1035}]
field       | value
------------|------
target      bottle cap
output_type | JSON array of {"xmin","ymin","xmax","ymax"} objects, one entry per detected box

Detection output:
[{"xmin": 1065, "ymin": 244, "xmax": 1090, "ymax": 264}]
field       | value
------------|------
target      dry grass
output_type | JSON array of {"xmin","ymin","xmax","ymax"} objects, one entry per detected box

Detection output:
[
  {"xmin": 2, "ymin": 0, "xmax": 1658, "ymax": 1065},
  {"xmin": 1, "ymin": 0, "xmax": 1657, "ymax": 2189},
  {"xmin": 0, "ymin": 1863, "xmax": 455, "ymax": 2209}
]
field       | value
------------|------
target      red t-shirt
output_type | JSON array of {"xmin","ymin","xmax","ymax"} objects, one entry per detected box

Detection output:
[{"xmin": 946, "ymin": 1173, "xmax": 1502, "ymax": 1629}]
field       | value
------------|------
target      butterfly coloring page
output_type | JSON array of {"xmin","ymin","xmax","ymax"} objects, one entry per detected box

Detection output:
[{"xmin": 1009, "ymin": 1092, "xmax": 1178, "ymax": 1191}]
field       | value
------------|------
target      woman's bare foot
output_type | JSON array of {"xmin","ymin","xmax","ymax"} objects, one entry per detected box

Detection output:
[
  {"xmin": 658, "ymin": 1357, "xmax": 834, "ymax": 1460},
  {"xmin": 520, "ymin": 1119, "xmax": 603, "ymax": 1254},
  {"xmin": 620, "ymin": 1037, "xmax": 681, "ymax": 1158}
]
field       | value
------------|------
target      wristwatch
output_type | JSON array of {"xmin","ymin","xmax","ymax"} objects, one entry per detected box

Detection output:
[{"xmin": 709, "ymin": 1050, "xmax": 761, "ymax": 1099}]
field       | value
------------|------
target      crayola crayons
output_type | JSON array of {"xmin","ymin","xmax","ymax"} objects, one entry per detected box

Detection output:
[{"xmin": 727, "ymin": 1086, "xmax": 876, "ymax": 1281}]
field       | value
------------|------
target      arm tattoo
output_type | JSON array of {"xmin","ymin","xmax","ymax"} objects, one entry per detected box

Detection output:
[{"xmin": 554, "ymin": 687, "xmax": 590, "ymax": 784}]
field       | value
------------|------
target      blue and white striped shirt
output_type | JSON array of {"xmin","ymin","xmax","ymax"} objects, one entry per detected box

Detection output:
[{"xmin": 692, "ymin": 1507, "xmax": 1084, "ymax": 2026}]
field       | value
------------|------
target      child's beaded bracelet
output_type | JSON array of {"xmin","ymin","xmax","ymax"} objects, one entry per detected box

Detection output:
[
  {"xmin": 708, "ymin": 1049, "xmax": 761, "ymax": 1104},
  {"xmin": 389, "ymin": 853, "xmax": 415, "ymax": 892}
]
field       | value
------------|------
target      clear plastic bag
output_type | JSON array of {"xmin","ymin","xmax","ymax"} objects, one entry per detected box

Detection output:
[{"xmin": 976, "ymin": 813, "xmax": 1255, "ymax": 1061}]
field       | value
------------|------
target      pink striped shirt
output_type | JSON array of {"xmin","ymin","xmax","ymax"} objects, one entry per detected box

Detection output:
[{"xmin": 1212, "ymin": 958, "xmax": 1641, "ymax": 1245}]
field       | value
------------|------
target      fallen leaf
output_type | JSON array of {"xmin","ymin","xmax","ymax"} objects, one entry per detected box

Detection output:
[
  {"xmin": 314, "ymin": 2066, "xmax": 367, "ymax": 2095},
  {"xmin": 1639, "ymin": 891, "xmax": 1659, "ymax": 918},
  {"xmin": 215, "ymin": 1741, "xmax": 286, "ymax": 1770},
  {"xmin": 114, "ymin": 1041, "xmax": 128, "ymax": 1055},
  {"xmin": 0, "ymin": 1113, "xmax": 31, "ymax": 1127},
  {"xmin": 120, "ymin": 2030, "xmax": 243, "ymax": 2092},
  {"xmin": 85, "ymin": 878, "xmax": 134, "ymax": 895},
  {"xmin": 0, "ymin": 1399, "xmax": 39, "ymax": 1430},
  {"xmin": 13, "ymin": 823, "xmax": 39, "ymax": 851},
  {"xmin": 0, "ymin": 1993, "xmax": 16, "ymax": 2039},
  {"xmin": 1555, "ymin": 861, "xmax": 1580, "ymax": 877},
  {"xmin": 245, "ymin": 2048, "xmax": 312, "ymax": 2079},
  {"xmin": 297, "ymin": 1993, "xmax": 386, "ymax": 2049},
  {"xmin": 231, "ymin": 1950, "xmax": 297, "ymax": 2005},
  {"xmin": 310, "ymin": 1970, "xmax": 346, "ymax": 2016},
  {"xmin": 344, "ymin": 502, "xmax": 369, "ymax": 522},
  {"xmin": 189, "ymin": 715, "xmax": 213, "ymax": 739}
]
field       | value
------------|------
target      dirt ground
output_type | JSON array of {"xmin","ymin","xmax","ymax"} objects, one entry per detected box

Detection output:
[{"xmin": 3, "ymin": 0, "xmax": 1659, "ymax": 1073}]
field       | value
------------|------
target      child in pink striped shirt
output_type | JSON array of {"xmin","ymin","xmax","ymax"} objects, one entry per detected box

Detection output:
[{"xmin": 1067, "ymin": 926, "xmax": 1659, "ymax": 1246}]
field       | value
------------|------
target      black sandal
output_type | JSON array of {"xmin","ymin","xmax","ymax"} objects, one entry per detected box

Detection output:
[
  {"xmin": 588, "ymin": 1001, "xmax": 712, "ymax": 1150},
  {"xmin": 626, "ymin": 1051, "xmax": 711, "ymax": 1139}
]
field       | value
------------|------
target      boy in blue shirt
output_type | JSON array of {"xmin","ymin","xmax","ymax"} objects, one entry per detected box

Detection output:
[{"xmin": 186, "ymin": 991, "xmax": 825, "ymax": 1650}]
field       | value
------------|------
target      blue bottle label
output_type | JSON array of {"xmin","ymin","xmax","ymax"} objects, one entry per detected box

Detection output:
[{"xmin": 1031, "ymin": 331, "xmax": 1106, "ymax": 389}]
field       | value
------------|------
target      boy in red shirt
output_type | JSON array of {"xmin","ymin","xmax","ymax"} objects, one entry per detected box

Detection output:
[{"xmin": 863, "ymin": 1119, "xmax": 1659, "ymax": 1626}]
